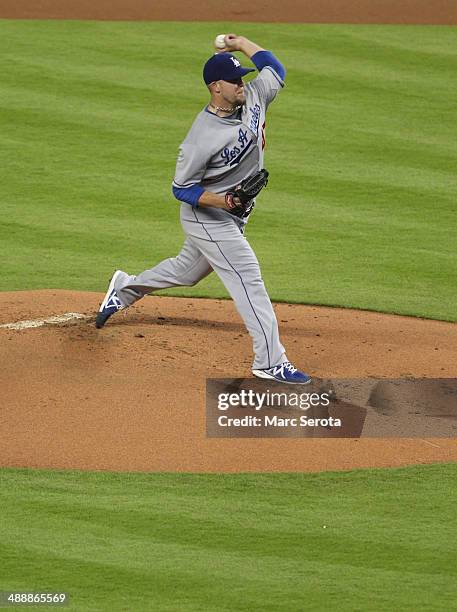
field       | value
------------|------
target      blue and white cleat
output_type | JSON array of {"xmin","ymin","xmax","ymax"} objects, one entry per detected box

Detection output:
[
  {"xmin": 252, "ymin": 361, "xmax": 311, "ymax": 385},
  {"xmin": 95, "ymin": 270, "xmax": 125, "ymax": 329}
]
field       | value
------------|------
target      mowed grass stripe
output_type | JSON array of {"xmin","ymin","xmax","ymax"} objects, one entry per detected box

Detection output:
[
  {"xmin": 1, "ymin": 21, "xmax": 456, "ymax": 319},
  {"xmin": 1, "ymin": 465, "xmax": 456, "ymax": 611}
]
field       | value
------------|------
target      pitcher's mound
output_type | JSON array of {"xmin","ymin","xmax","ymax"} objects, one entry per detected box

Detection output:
[{"xmin": 0, "ymin": 290, "xmax": 456, "ymax": 472}]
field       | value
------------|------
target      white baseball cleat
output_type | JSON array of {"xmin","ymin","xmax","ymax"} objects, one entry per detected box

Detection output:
[
  {"xmin": 95, "ymin": 270, "xmax": 126, "ymax": 329},
  {"xmin": 253, "ymin": 361, "xmax": 311, "ymax": 385}
]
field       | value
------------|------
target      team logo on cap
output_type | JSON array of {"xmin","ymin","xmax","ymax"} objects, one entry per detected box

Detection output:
[{"xmin": 230, "ymin": 57, "xmax": 241, "ymax": 68}]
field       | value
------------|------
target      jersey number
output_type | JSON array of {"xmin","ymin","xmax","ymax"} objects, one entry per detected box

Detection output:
[{"xmin": 261, "ymin": 122, "xmax": 266, "ymax": 150}]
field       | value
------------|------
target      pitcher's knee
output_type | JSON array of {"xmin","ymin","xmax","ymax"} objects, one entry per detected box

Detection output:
[
  {"xmin": 185, "ymin": 275, "xmax": 201, "ymax": 287},
  {"xmin": 171, "ymin": 257, "xmax": 211, "ymax": 286},
  {"xmin": 242, "ymin": 274, "xmax": 265, "ymax": 290}
]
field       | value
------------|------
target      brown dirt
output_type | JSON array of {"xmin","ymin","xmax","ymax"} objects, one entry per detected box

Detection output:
[
  {"xmin": 1, "ymin": 0, "xmax": 456, "ymax": 25},
  {"xmin": 1, "ymin": 290, "xmax": 456, "ymax": 472}
]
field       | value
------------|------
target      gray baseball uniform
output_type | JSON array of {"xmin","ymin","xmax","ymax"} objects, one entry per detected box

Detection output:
[{"xmin": 114, "ymin": 66, "xmax": 287, "ymax": 370}]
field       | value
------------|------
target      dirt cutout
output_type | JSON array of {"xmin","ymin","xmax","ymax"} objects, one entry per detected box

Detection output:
[
  {"xmin": 1, "ymin": 290, "xmax": 456, "ymax": 472},
  {"xmin": 1, "ymin": 0, "xmax": 456, "ymax": 25}
]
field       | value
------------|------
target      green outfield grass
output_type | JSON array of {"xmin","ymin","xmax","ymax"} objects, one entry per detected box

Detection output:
[
  {"xmin": 0, "ymin": 464, "xmax": 455, "ymax": 611},
  {"xmin": 1, "ymin": 21, "xmax": 456, "ymax": 320}
]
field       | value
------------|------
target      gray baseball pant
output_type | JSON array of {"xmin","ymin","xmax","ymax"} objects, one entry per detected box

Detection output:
[{"xmin": 114, "ymin": 219, "xmax": 286, "ymax": 370}]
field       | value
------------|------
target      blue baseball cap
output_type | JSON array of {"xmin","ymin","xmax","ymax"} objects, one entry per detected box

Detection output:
[{"xmin": 203, "ymin": 53, "xmax": 255, "ymax": 85}]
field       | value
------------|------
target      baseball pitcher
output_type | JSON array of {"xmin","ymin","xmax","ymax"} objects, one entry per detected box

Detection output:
[{"xmin": 96, "ymin": 34, "xmax": 311, "ymax": 385}]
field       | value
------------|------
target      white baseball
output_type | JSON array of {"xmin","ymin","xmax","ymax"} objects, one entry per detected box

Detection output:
[{"xmin": 214, "ymin": 34, "xmax": 227, "ymax": 50}]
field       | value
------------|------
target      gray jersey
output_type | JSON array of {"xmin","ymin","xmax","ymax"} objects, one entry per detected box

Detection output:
[{"xmin": 173, "ymin": 67, "xmax": 284, "ymax": 227}]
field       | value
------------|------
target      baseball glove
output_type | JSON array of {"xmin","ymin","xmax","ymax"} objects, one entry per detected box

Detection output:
[{"xmin": 225, "ymin": 168, "xmax": 269, "ymax": 218}]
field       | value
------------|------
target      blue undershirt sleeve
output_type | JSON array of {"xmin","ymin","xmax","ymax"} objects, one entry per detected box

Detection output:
[
  {"xmin": 172, "ymin": 184, "xmax": 205, "ymax": 208},
  {"xmin": 251, "ymin": 50, "xmax": 286, "ymax": 81}
]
